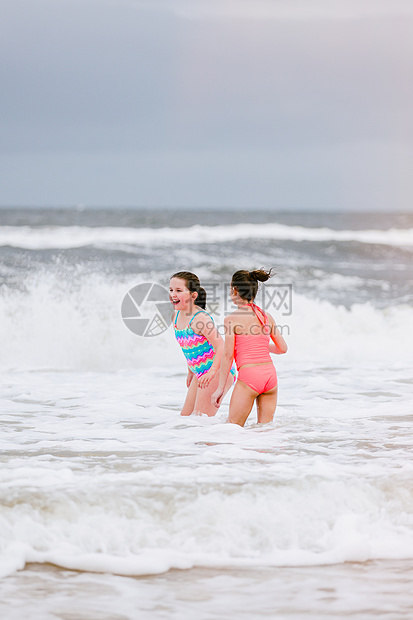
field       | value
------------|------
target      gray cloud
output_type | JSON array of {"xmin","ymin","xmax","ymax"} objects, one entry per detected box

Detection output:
[{"xmin": 1, "ymin": 0, "xmax": 412, "ymax": 208}]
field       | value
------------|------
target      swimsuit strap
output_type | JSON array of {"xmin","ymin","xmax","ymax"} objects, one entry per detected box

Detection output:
[
  {"xmin": 175, "ymin": 309, "xmax": 215, "ymax": 330},
  {"xmin": 248, "ymin": 302, "xmax": 268, "ymax": 326},
  {"xmin": 188, "ymin": 310, "xmax": 214, "ymax": 327}
]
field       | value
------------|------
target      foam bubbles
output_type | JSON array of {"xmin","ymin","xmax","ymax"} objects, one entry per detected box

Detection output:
[
  {"xmin": 0, "ymin": 271, "xmax": 411, "ymax": 371},
  {"xmin": 1, "ymin": 366, "xmax": 413, "ymax": 579}
]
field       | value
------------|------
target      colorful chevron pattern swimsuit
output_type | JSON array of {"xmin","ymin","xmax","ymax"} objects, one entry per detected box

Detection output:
[{"xmin": 174, "ymin": 310, "xmax": 236, "ymax": 380}]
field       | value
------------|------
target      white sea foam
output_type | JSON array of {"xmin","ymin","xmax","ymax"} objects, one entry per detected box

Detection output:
[
  {"xmin": 1, "ymin": 365, "xmax": 413, "ymax": 580},
  {"xmin": 0, "ymin": 273, "xmax": 412, "ymax": 371},
  {"xmin": 1, "ymin": 223, "xmax": 413, "ymax": 248},
  {"xmin": 1, "ymin": 213, "xmax": 412, "ymax": 617}
]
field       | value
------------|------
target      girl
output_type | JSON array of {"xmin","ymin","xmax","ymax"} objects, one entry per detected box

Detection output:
[
  {"xmin": 170, "ymin": 271, "xmax": 235, "ymax": 417},
  {"xmin": 212, "ymin": 269, "xmax": 288, "ymax": 426}
]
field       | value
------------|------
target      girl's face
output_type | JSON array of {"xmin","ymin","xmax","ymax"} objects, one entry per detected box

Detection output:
[
  {"xmin": 230, "ymin": 285, "xmax": 241, "ymax": 305},
  {"xmin": 169, "ymin": 277, "xmax": 196, "ymax": 311},
  {"xmin": 230, "ymin": 286, "xmax": 248, "ymax": 306}
]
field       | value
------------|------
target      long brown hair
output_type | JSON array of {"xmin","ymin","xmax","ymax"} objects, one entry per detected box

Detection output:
[
  {"xmin": 171, "ymin": 271, "xmax": 207, "ymax": 309},
  {"xmin": 231, "ymin": 268, "xmax": 273, "ymax": 302}
]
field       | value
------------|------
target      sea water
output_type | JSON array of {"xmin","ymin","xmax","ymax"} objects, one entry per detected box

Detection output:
[{"xmin": 0, "ymin": 207, "xmax": 412, "ymax": 619}]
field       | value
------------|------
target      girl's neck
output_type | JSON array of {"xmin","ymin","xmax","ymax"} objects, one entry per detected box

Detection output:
[
  {"xmin": 180, "ymin": 303, "xmax": 200, "ymax": 316},
  {"xmin": 236, "ymin": 300, "xmax": 253, "ymax": 309}
]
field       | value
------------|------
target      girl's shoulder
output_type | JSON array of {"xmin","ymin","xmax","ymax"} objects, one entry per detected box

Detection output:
[
  {"xmin": 264, "ymin": 310, "xmax": 275, "ymax": 325},
  {"xmin": 190, "ymin": 307, "xmax": 215, "ymax": 327},
  {"xmin": 224, "ymin": 310, "xmax": 236, "ymax": 321},
  {"xmin": 224, "ymin": 310, "xmax": 244, "ymax": 325}
]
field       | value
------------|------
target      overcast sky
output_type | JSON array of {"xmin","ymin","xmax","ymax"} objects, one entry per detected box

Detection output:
[{"xmin": 1, "ymin": 0, "xmax": 412, "ymax": 210}]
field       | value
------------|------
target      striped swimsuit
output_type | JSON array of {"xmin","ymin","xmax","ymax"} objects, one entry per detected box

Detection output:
[{"xmin": 174, "ymin": 310, "xmax": 236, "ymax": 380}]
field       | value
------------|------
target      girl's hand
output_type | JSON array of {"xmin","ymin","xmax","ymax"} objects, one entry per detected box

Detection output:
[
  {"xmin": 211, "ymin": 388, "xmax": 224, "ymax": 408},
  {"xmin": 198, "ymin": 368, "xmax": 216, "ymax": 389},
  {"xmin": 186, "ymin": 370, "xmax": 194, "ymax": 388}
]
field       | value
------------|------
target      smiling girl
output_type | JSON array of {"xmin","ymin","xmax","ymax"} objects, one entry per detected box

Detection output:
[{"xmin": 170, "ymin": 271, "xmax": 235, "ymax": 417}]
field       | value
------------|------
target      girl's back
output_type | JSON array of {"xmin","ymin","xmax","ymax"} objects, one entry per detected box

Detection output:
[{"xmin": 231, "ymin": 304, "xmax": 272, "ymax": 370}]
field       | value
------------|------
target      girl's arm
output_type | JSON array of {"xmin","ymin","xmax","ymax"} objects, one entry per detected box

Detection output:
[
  {"xmin": 186, "ymin": 369, "xmax": 194, "ymax": 388},
  {"xmin": 268, "ymin": 313, "xmax": 288, "ymax": 354},
  {"xmin": 211, "ymin": 316, "xmax": 235, "ymax": 406}
]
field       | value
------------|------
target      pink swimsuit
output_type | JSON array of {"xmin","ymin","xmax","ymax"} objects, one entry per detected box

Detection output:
[{"xmin": 234, "ymin": 304, "xmax": 278, "ymax": 394}]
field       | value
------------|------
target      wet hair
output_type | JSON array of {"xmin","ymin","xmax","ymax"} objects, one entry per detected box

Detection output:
[
  {"xmin": 231, "ymin": 268, "xmax": 273, "ymax": 302},
  {"xmin": 171, "ymin": 271, "xmax": 207, "ymax": 309}
]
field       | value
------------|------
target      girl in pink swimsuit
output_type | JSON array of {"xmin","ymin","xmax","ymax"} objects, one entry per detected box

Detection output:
[{"xmin": 212, "ymin": 269, "xmax": 288, "ymax": 426}]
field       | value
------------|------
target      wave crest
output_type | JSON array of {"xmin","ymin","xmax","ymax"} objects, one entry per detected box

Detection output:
[
  {"xmin": 0, "ymin": 273, "xmax": 411, "ymax": 370},
  {"xmin": 1, "ymin": 223, "xmax": 413, "ymax": 249}
]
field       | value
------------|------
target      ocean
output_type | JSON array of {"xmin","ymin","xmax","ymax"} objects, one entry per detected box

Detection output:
[{"xmin": 0, "ymin": 207, "xmax": 412, "ymax": 619}]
